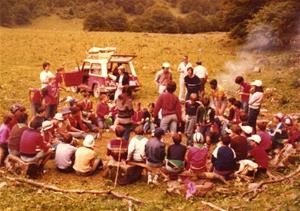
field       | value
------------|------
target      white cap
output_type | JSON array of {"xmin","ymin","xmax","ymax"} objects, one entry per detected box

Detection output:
[
  {"xmin": 248, "ymin": 134, "xmax": 261, "ymax": 144},
  {"xmin": 54, "ymin": 113, "xmax": 64, "ymax": 121},
  {"xmin": 274, "ymin": 112, "xmax": 284, "ymax": 120},
  {"xmin": 284, "ymin": 118, "xmax": 292, "ymax": 126},
  {"xmin": 251, "ymin": 80, "xmax": 263, "ymax": 87},
  {"xmin": 162, "ymin": 62, "xmax": 170, "ymax": 68},
  {"xmin": 241, "ymin": 125, "xmax": 253, "ymax": 135},
  {"xmin": 42, "ymin": 121, "xmax": 53, "ymax": 131},
  {"xmin": 193, "ymin": 132, "xmax": 204, "ymax": 144},
  {"xmin": 83, "ymin": 134, "xmax": 95, "ymax": 148}
]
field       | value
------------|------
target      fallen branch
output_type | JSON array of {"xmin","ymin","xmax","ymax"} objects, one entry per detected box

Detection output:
[
  {"xmin": 0, "ymin": 170, "xmax": 143, "ymax": 205},
  {"xmin": 201, "ymin": 200, "xmax": 226, "ymax": 211},
  {"xmin": 242, "ymin": 165, "xmax": 300, "ymax": 201}
]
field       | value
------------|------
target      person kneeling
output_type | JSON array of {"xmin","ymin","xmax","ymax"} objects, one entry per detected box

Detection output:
[
  {"xmin": 55, "ymin": 134, "xmax": 77, "ymax": 173},
  {"xmin": 73, "ymin": 135, "xmax": 102, "ymax": 176}
]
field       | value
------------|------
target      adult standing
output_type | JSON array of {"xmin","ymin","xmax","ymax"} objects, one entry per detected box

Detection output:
[
  {"xmin": 153, "ymin": 81, "xmax": 182, "ymax": 133},
  {"xmin": 40, "ymin": 62, "xmax": 54, "ymax": 88},
  {"xmin": 178, "ymin": 55, "xmax": 192, "ymax": 101},
  {"xmin": 114, "ymin": 65, "xmax": 129, "ymax": 100},
  {"xmin": 234, "ymin": 76, "xmax": 251, "ymax": 113},
  {"xmin": 248, "ymin": 80, "xmax": 264, "ymax": 132},
  {"xmin": 209, "ymin": 79, "xmax": 227, "ymax": 116},
  {"xmin": 194, "ymin": 61, "xmax": 208, "ymax": 96},
  {"xmin": 154, "ymin": 62, "xmax": 173, "ymax": 94},
  {"xmin": 115, "ymin": 88, "xmax": 134, "ymax": 141},
  {"xmin": 184, "ymin": 67, "xmax": 201, "ymax": 100}
]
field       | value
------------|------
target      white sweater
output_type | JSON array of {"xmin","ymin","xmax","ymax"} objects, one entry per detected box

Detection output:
[
  {"xmin": 249, "ymin": 92, "xmax": 263, "ymax": 109},
  {"xmin": 127, "ymin": 135, "xmax": 148, "ymax": 161}
]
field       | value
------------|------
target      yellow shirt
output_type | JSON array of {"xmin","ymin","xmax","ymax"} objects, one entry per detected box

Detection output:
[
  {"xmin": 73, "ymin": 146, "xmax": 96, "ymax": 173},
  {"xmin": 211, "ymin": 85, "xmax": 226, "ymax": 99}
]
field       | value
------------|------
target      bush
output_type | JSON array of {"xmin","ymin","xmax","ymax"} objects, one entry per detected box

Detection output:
[
  {"xmin": 83, "ymin": 13, "xmax": 108, "ymax": 31},
  {"xmin": 178, "ymin": 11, "xmax": 211, "ymax": 33},
  {"xmin": 14, "ymin": 5, "xmax": 31, "ymax": 25},
  {"xmin": 106, "ymin": 12, "xmax": 128, "ymax": 31},
  {"xmin": 131, "ymin": 6, "xmax": 179, "ymax": 33}
]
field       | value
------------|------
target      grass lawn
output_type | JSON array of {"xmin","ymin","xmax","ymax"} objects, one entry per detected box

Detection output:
[{"xmin": 0, "ymin": 17, "xmax": 299, "ymax": 210}]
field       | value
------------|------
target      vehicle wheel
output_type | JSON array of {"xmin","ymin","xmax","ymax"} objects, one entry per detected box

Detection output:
[
  {"xmin": 93, "ymin": 84, "xmax": 101, "ymax": 98},
  {"xmin": 70, "ymin": 86, "xmax": 78, "ymax": 93}
]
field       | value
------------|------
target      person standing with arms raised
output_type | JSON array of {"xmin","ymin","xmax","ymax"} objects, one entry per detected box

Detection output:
[{"xmin": 178, "ymin": 55, "xmax": 192, "ymax": 102}]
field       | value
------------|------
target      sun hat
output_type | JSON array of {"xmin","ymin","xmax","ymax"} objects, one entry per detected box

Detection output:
[
  {"xmin": 162, "ymin": 62, "xmax": 170, "ymax": 68},
  {"xmin": 248, "ymin": 134, "xmax": 261, "ymax": 144},
  {"xmin": 241, "ymin": 125, "xmax": 253, "ymax": 135},
  {"xmin": 251, "ymin": 80, "xmax": 263, "ymax": 87},
  {"xmin": 61, "ymin": 107, "xmax": 71, "ymax": 115},
  {"xmin": 154, "ymin": 128, "xmax": 165, "ymax": 138},
  {"xmin": 54, "ymin": 113, "xmax": 64, "ymax": 121},
  {"xmin": 83, "ymin": 134, "xmax": 95, "ymax": 148},
  {"xmin": 193, "ymin": 132, "xmax": 204, "ymax": 144},
  {"xmin": 42, "ymin": 120, "xmax": 53, "ymax": 131}
]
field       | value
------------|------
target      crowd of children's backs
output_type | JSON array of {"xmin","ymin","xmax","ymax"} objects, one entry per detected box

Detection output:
[{"xmin": 0, "ymin": 58, "xmax": 299, "ymax": 187}]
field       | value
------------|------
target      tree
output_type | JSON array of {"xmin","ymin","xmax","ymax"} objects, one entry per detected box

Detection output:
[
  {"xmin": 106, "ymin": 11, "xmax": 128, "ymax": 31},
  {"xmin": 246, "ymin": 0, "xmax": 300, "ymax": 49},
  {"xmin": 0, "ymin": 1, "xmax": 13, "ymax": 26},
  {"xmin": 83, "ymin": 13, "xmax": 108, "ymax": 31},
  {"xmin": 14, "ymin": 4, "xmax": 31, "ymax": 25}
]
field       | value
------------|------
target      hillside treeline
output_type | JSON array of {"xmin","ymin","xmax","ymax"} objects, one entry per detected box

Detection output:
[{"xmin": 1, "ymin": 0, "xmax": 299, "ymax": 48}]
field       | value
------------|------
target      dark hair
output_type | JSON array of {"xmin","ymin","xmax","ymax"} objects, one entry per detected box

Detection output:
[
  {"xmin": 209, "ymin": 79, "xmax": 217, "ymax": 87},
  {"xmin": 115, "ymin": 125, "xmax": 125, "ymax": 138},
  {"xmin": 42, "ymin": 62, "xmax": 50, "ymax": 69},
  {"xmin": 30, "ymin": 117, "xmax": 43, "ymax": 130},
  {"xmin": 234, "ymin": 101, "xmax": 242, "ymax": 109},
  {"xmin": 36, "ymin": 106, "xmax": 46, "ymax": 114},
  {"xmin": 202, "ymin": 97, "xmax": 210, "ymax": 107},
  {"xmin": 148, "ymin": 103, "xmax": 155, "ymax": 108},
  {"xmin": 221, "ymin": 135, "xmax": 231, "ymax": 146},
  {"xmin": 235, "ymin": 76, "xmax": 244, "ymax": 84},
  {"xmin": 172, "ymin": 133, "xmax": 182, "ymax": 144},
  {"xmin": 134, "ymin": 125, "xmax": 144, "ymax": 135},
  {"xmin": 17, "ymin": 113, "xmax": 28, "ymax": 124},
  {"xmin": 196, "ymin": 61, "xmax": 202, "ymax": 65},
  {"xmin": 240, "ymin": 113, "xmax": 248, "ymax": 122},
  {"xmin": 64, "ymin": 134, "xmax": 73, "ymax": 144},
  {"xmin": 70, "ymin": 106, "xmax": 80, "ymax": 115},
  {"xmin": 3, "ymin": 115, "xmax": 13, "ymax": 125},
  {"xmin": 187, "ymin": 67, "xmax": 193, "ymax": 74},
  {"xmin": 41, "ymin": 87, "xmax": 49, "ymax": 96},
  {"xmin": 254, "ymin": 86, "xmax": 264, "ymax": 93},
  {"xmin": 228, "ymin": 97, "xmax": 236, "ymax": 104},
  {"xmin": 257, "ymin": 122, "xmax": 267, "ymax": 131},
  {"xmin": 231, "ymin": 124, "xmax": 242, "ymax": 135},
  {"xmin": 166, "ymin": 81, "xmax": 177, "ymax": 93}
]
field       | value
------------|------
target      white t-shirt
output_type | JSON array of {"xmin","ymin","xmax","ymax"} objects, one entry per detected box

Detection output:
[
  {"xmin": 127, "ymin": 135, "xmax": 148, "ymax": 162},
  {"xmin": 55, "ymin": 143, "xmax": 77, "ymax": 169},
  {"xmin": 177, "ymin": 62, "xmax": 192, "ymax": 76},
  {"xmin": 194, "ymin": 65, "xmax": 208, "ymax": 79},
  {"xmin": 249, "ymin": 92, "xmax": 264, "ymax": 109},
  {"xmin": 40, "ymin": 70, "xmax": 54, "ymax": 88}
]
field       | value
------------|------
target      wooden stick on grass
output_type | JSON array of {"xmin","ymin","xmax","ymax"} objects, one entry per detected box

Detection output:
[{"xmin": 0, "ymin": 170, "xmax": 143, "ymax": 205}]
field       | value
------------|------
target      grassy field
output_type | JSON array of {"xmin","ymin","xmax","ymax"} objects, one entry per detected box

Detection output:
[{"xmin": 0, "ymin": 17, "xmax": 299, "ymax": 210}]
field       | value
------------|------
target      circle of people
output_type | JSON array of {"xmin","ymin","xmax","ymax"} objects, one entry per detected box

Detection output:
[{"xmin": 0, "ymin": 56, "xmax": 299, "ymax": 185}]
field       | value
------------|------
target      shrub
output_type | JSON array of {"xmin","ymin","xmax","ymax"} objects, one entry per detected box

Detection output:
[
  {"xmin": 106, "ymin": 11, "xmax": 128, "ymax": 31},
  {"xmin": 83, "ymin": 13, "xmax": 108, "ymax": 31}
]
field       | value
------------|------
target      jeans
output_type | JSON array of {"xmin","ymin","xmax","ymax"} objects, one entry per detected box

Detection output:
[
  {"xmin": 46, "ymin": 104, "xmax": 57, "ymax": 119},
  {"xmin": 248, "ymin": 108, "xmax": 260, "ymax": 132},
  {"xmin": 185, "ymin": 115, "xmax": 197, "ymax": 146},
  {"xmin": 120, "ymin": 123, "xmax": 132, "ymax": 141},
  {"xmin": 160, "ymin": 114, "xmax": 178, "ymax": 133},
  {"xmin": 242, "ymin": 101, "xmax": 249, "ymax": 113}
]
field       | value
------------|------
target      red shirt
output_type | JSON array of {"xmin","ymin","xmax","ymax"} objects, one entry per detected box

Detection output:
[
  {"xmin": 154, "ymin": 92, "xmax": 182, "ymax": 122},
  {"xmin": 132, "ymin": 110, "xmax": 144, "ymax": 124},
  {"xmin": 240, "ymin": 82, "xmax": 251, "ymax": 102},
  {"xmin": 186, "ymin": 146, "xmax": 208, "ymax": 172},
  {"xmin": 107, "ymin": 138, "xmax": 128, "ymax": 161},
  {"xmin": 45, "ymin": 85, "xmax": 58, "ymax": 105},
  {"xmin": 20, "ymin": 128, "xmax": 49, "ymax": 156},
  {"xmin": 96, "ymin": 102, "xmax": 110, "ymax": 118},
  {"xmin": 79, "ymin": 99, "xmax": 93, "ymax": 112},
  {"xmin": 258, "ymin": 131, "xmax": 272, "ymax": 151},
  {"xmin": 31, "ymin": 89, "xmax": 42, "ymax": 104},
  {"xmin": 250, "ymin": 146, "xmax": 269, "ymax": 169}
]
